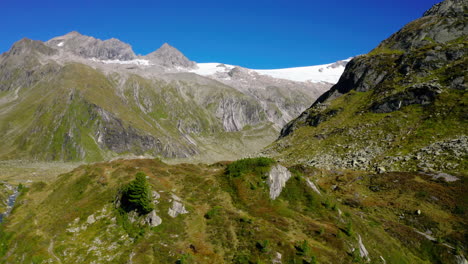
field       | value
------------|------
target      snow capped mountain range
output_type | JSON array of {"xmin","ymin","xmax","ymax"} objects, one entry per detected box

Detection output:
[
  {"xmin": 190, "ymin": 59, "xmax": 352, "ymax": 84},
  {"xmin": 43, "ymin": 31, "xmax": 351, "ymax": 84}
]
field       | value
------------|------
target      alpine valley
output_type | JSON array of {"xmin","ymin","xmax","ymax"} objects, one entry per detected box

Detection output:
[
  {"xmin": 0, "ymin": 0, "xmax": 466, "ymax": 263},
  {"xmin": 0, "ymin": 30, "xmax": 347, "ymax": 163}
]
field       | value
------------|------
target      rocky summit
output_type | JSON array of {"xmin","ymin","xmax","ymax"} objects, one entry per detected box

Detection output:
[{"xmin": 0, "ymin": 0, "xmax": 466, "ymax": 264}]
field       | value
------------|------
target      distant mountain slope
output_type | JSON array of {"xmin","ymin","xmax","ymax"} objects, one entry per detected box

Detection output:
[
  {"xmin": 0, "ymin": 32, "xmax": 348, "ymax": 162},
  {"xmin": 265, "ymin": 0, "xmax": 467, "ymax": 174}
]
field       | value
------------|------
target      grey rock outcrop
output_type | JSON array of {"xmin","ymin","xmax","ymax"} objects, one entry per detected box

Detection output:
[
  {"xmin": 272, "ymin": 252, "xmax": 282, "ymax": 264},
  {"xmin": 267, "ymin": 164, "xmax": 291, "ymax": 200},
  {"xmin": 145, "ymin": 43, "xmax": 195, "ymax": 68},
  {"xmin": 215, "ymin": 97, "xmax": 263, "ymax": 132},
  {"xmin": 47, "ymin": 31, "xmax": 136, "ymax": 60},
  {"xmin": 424, "ymin": 0, "xmax": 467, "ymax": 17},
  {"xmin": 6, "ymin": 38, "xmax": 57, "ymax": 57},
  {"xmin": 380, "ymin": 136, "xmax": 468, "ymax": 172},
  {"xmin": 379, "ymin": 0, "xmax": 468, "ymax": 51},
  {"xmin": 145, "ymin": 210, "xmax": 162, "ymax": 227},
  {"xmin": 357, "ymin": 234, "xmax": 370, "ymax": 261},
  {"xmin": 305, "ymin": 178, "xmax": 321, "ymax": 195},
  {"xmin": 86, "ymin": 214, "xmax": 96, "ymax": 225},
  {"xmin": 168, "ymin": 195, "xmax": 188, "ymax": 218},
  {"xmin": 370, "ymin": 83, "xmax": 442, "ymax": 113},
  {"xmin": 95, "ymin": 106, "xmax": 197, "ymax": 159},
  {"xmin": 455, "ymin": 255, "xmax": 468, "ymax": 264}
]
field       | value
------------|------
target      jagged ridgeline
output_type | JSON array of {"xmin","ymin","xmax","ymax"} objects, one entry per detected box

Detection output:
[
  {"xmin": 267, "ymin": 0, "xmax": 467, "ymax": 174},
  {"xmin": 0, "ymin": 30, "xmax": 335, "ymax": 162}
]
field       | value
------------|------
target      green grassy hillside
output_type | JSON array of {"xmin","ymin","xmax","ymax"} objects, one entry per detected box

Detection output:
[{"xmin": 0, "ymin": 158, "xmax": 465, "ymax": 263}]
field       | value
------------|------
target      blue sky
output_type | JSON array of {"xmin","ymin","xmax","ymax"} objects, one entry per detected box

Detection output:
[{"xmin": 2, "ymin": 0, "xmax": 440, "ymax": 68}]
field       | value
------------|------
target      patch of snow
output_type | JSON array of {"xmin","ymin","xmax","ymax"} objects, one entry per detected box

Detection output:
[
  {"xmin": 57, "ymin": 42, "xmax": 64, "ymax": 47},
  {"xmin": 189, "ymin": 63, "xmax": 236, "ymax": 75},
  {"xmin": 254, "ymin": 58, "xmax": 352, "ymax": 83},
  {"xmin": 90, "ymin": 58, "xmax": 153, "ymax": 66},
  {"xmin": 188, "ymin": 58, "xmax": 352, "ymax": 84}
]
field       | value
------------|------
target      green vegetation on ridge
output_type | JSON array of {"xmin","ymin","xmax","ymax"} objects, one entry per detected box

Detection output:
[{"xmin": 1, "ymin": 158, "xmax": 465, "ymax": 263}]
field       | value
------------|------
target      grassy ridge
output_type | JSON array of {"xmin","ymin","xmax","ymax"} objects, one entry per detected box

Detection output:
[{"xmin": 0, "ymin": 158, "xmax": 465, "ymax": 263}]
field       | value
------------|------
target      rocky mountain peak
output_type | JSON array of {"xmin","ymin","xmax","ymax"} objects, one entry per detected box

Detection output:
[
  {"xmin": 6, "ymin": 38, "xmax": 56, "ymax": 57},
  {"xmin": 374, "ymin": 0, "xmax": 467, "ymax": 52},
  {"xmin": 423, "ymin": 0, "xmax": 467, "ymax": 17},
  {"xmin": 145, "ymin": 43, "xmax": 195, "ymax": 68},
  {"xmin": 159, "ymin": 42, "xmax": 173, "ymax": 50},
  {"xmin": 46, "ymin": 32, "xmax": 136, "ymax": 61},
  {"xmin": 63, "ymin": 31, "xmax": 83, "ymax": 37}
]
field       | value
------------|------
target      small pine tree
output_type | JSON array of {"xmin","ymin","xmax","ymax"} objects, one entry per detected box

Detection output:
[{"xmin": 121, "ymin": 172, "xmax": 154, "ymax": 215}]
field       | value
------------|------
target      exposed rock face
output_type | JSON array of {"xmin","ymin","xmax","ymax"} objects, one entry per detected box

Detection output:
[
  {"xmin": 272, "ymin": 252, "xmax": 282, "ymax": 264},
  {"xmin": 267, "ymin": 164, "xmax": 291, "ymax": 200},
  {"xmin": 145, "ymin": 43, "xmax": 195, "ymax": 68},
  {"xmin": 0, "ymin": 39, "xmax": 59, "ymax": 92},
  {"xmin": 305, "ymin": 178, "xmax": 321, "ymax": 195},
  {"xmin": 204, "ymin": 64, "xmax": 332, "ymax": 129},
  {"xmin": 424, "ymin": 0, "xmax": 467, "ymax": 17},
  {"xmin": 379, "ymin": 0, "xmax": 467, "ymax": 51},
  {"xmin": 86, "ymin": 214, "xmax": 96, "ymax": 225},
  {"xmin": 46, "ymin": 31, "xmax": 136, "ymax": 60},
  {"xmin": 370, "ymin": 83, "xmax": 442, "ymax": 113},
  {"xmin": 95, "ymin": 106, "xmax": 196, "ymax": 158},
  {"xmin": 280, "ymin": 107, "xmax": 340, "ymax": 137},
  {"xmin": 0, "ymin": 183, "xmax": 19, "ymax": 224},
  {"xmin": 357, "ymin": 234, "xmax": 370, "ymax": 261},
  {"xmin": 379, "ymin": 0, "xmax": 468, "ymax": 50},
  {"xmin": 215, "ymin": 97, "xmax": 263, "ymax": 132},
  {"xmin": 168, "ymin": 195, "xmax": 188, "ymax": 218},
  {"xmin": 152, "ymin": 191, "xmax": 160, "ymax": 203},
  {"xmin": 6, "ymin": 38, "xmax": 57, "ymax": 57},
  {"xmin": 455, "ymin": 255, "xmax": 468, "ymax": 264}
]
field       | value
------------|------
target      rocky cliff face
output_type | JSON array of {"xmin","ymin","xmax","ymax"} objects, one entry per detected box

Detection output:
[
  {"xmin": 46, "ymin": 31, "xmax": 136, "ymax": 60},
  {"xmin": 271, "ymin": 0, "xmax": 467, "ymax": 174},
  {"xmin": 144, "ymin": 43, "xmax": 196, "ymax": 68}
]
